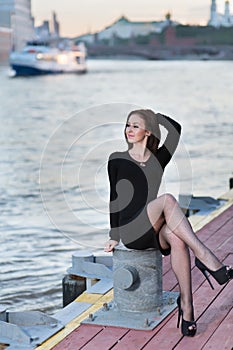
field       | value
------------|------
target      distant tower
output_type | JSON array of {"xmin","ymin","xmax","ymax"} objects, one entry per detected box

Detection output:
[
  {"xmin": 165, "ymin": 12, "xmax": 172, "ymax": 26},
  {"xmin": 211, "ymin": 0, "xmax": 217, "ymax": 13},
  {"xmin": 210, "ymin": 0, "xmax": 217, "ymax": 20},
  {"xmin": 209, "ymin": 0, "xmax": 219, "ymax": 26},
  {"xmin": 52, "ymin": 11, "xmax": 60, "ymax": 37},
  {"xmin": 224, "ymin": 1, "xmax": 231, "ymax": 23}
]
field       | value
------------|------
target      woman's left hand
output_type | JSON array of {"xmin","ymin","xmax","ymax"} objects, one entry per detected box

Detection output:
[{"xmin": 104, "ymin": 239, "xmax": 118, "ymax": 252}]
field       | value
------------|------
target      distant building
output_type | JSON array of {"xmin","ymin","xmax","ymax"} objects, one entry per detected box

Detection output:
[
  {"xmin": 0, "ymin": 26, "xmax": 12, "ymax": 61},
  {"xmin": 34, "ymin": 11, "xmax": 60, "ymax": 41},
  {"xmin": 0, "ymin": 0, "xmax": 34, "ymax": 52},
  {"xmin": 34, "ymin": 20, "xmax": 50, "ymax": 41},
  {"xmin": 209, "ymin": 0, "xmax": 233, "ymax": 27},
  {"xmin": 76, "ymin": 15, "xmax": 177, "ymax": 44},
  {"xmin": 164, "ymin": 26, "xmax": 197, "ymax": 47}
]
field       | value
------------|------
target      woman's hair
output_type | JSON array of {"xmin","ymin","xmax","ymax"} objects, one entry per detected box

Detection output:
[{"xmin": 124, "ymin": 109, "xmax": 161, "ymax": 154}]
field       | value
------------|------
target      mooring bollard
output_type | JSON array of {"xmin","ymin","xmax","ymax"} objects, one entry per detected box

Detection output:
[
  {"xmin": 81, "ymin": 246, "xmax": 178, "ymax": 330},
  {"xmin": 113, "ymin": 247, "xmax": 163, "ymax": 312},
  {"xmin": 62, "ymin": 274, "xmax": 86, "ymax": 307},
  {"xmin": 0, "ymin": 305, "xmax": 7, "ymax": 322},
  {"xmin": 229, "ymin": 177, "xmax": 233, "ymax": 190},
  {"xmin": 63, "ymin": 251, "xmax": 94, "ymax": 307}
]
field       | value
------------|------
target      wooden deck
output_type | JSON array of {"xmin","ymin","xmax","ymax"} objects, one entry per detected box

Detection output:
[{"xmin": 33, "ymin": 190, "xmax": 233, "ymax": 350}]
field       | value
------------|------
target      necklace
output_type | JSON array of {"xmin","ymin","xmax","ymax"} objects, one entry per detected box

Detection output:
[{"xmin": 128, "ymin": 151, "xmax": 151, "ymax": 167}]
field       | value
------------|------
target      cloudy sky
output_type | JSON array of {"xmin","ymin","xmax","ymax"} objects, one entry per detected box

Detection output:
[{"xmin": 31, "ymin": 0, "xmax": 227, "ymax": 37}]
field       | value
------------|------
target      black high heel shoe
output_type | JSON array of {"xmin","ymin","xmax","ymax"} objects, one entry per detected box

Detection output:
[
  {"xmin": 195, "ymin": 257, "xmax": 233, "ymax": 290},
  {"xmin": 177, "ymin": 296, "xmax": 197, "ymax": 337}
]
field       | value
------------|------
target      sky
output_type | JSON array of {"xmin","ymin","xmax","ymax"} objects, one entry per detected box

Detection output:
[{"xmin": 31, "ymin": 0, "xmax": 228, "ymax": 37}]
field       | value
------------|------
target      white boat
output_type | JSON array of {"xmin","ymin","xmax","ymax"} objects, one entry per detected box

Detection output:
[{"xmin": 9, "ymin": 42, "xmax": 87, "ymax": 76}]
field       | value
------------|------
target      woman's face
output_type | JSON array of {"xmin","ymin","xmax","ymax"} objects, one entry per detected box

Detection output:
[{"xmin": 125, "ymin": 114, "xmax": 149, "ymax": 144}]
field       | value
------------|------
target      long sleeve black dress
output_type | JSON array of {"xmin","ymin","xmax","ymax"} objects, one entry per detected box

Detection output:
[{"xmin": 107, "ymin": 114, "xmax": 181, "ymax": 252}]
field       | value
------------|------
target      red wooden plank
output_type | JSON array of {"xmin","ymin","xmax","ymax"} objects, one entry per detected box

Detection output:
[
  {"xmin": 52, "ymin": 325, "xmax": 103, "ymax": 350},
  {"xmin": 223, "ymin": 253, "xmax": 233, "ymax": 267},
  {"xmin": 142, "ymin": 312, "xmax": 182, "ymax": 350},
  {"xmin": 111, "ymin": 309, "xmax": 177, "ymax": 350},
  {"xmin": 201, "ymin": 308, "xmax": 233, "ymax": 350},
  {"xmin": 80, "ymin": 327, "xmax": 129, "ymax": 350},
  {"xmin": 196, "ymin": 204, "xmax": 233, "ymax": 238},
  {"xmin": 111, "ymin": 329, "xmax": 154, "ymax": 350},
  {"xmin": 163, "ymin": 269, "xmax": 178, "ymax": 291},
  {"xmin": 214, "ymin": 241, "xmax": 233, "ymax": 268},
  {"xmin": 203, "ymin": 218, "xmax": 233, "ymax": 252},
  {"xmin": 162, "ymin": 255, "xmax": 172, "ymax": 274},
  {"xmin": 195, "ymin": 223, "xmax": 233, "ymax": 263}
]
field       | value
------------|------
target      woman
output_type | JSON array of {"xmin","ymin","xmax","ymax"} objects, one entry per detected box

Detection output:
[{"xmin": 104, "ymin": 109, "xmax": 233, "ymax": 337}]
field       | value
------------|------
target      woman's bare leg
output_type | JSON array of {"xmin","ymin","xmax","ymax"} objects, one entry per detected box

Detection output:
[
  {"xmin": 147, "ymin": 193, "xmax": 222, "ymax": 271},
  {"xmin": 159, "ymin": 224, "xmax": 195, "ymax": 326}
]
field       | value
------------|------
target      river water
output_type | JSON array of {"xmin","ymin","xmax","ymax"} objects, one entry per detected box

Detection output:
[{"xmin": 0, "ymin": 59, "xmax": 232, "ymax": 314}]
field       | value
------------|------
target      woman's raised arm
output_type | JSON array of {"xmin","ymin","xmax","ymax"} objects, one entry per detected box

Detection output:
[{"xmin": 156, "ymin": 113, "xmax": 182, "ymax": 169}]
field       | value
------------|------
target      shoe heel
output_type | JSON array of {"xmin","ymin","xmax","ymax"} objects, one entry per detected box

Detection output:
[
  {"xmin": 177, "ymin": 309, "xmax": 181, "ymax": 328},
  {"xmin": 201, "ymin": 269, "xmax": 215, "ymax": 290},
  {"xmin": 177, "ymin": 296, "xmax": 181, "ymax": 328},
  {"xmin": 195, "ymin": 258, "xmax": 215, "ymax": 290}
]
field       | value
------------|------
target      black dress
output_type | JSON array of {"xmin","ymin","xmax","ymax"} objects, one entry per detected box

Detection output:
[{"xmin": 107, "ymin": 114, "xmax": 181, "ymax": 254}]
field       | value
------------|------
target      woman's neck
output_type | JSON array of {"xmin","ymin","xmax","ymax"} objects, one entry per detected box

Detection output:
[{"xmin": 129, "ymin": 144, "xmax": 151, "ymax": 160}]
